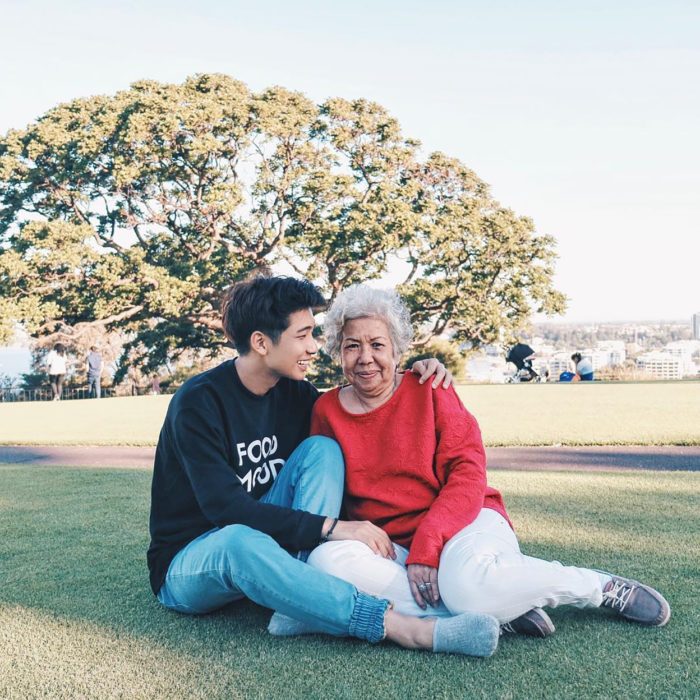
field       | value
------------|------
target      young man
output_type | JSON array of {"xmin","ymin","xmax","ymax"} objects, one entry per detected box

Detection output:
[{"xmin": 147, "ymin": 275, "xmax": 500, "ymax": 657}]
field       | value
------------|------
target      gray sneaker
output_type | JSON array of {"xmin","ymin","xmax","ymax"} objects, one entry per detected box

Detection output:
[
  {"xmin": 500, "ymin": 608, "xmax": 555, "ymax": 638},
  {"xmin": 600, "ymin": 576, "xmax": 671, "ymax": 626}
]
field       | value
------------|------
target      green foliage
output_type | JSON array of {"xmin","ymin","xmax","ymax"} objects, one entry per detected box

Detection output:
[
  {"xmin": 157, "ymin": 352, "xmax": 232, "ymax": 392},
  {"xmin": 404, "ymin": 338, "xmax": 467, "ymax": 378},
  {"xmin": 398, "ymin": 152, "xmax": 566, "ymax": 349},
  {"xmin": 18, "ymin": 372, "xmax": 44, "ymax": 390},
  {"xmin": 0, "ymin": 74, "xmax": 565, "ymax": 373},
  {"xmin": 305, "ymin": 348, "xmax": 345, "ymax": 388}
]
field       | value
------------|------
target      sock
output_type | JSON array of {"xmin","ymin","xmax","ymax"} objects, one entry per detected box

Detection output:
[
  {"xmin": 432, "ymin": 612, "xmax": 500, "ymax": 658},
  {"xmin": 594, "ymin": 570, "xmax": 614, "ymax": 592},
  {"xmin": 267, "ymin": 612, "xmax": 323, "ymax": 637}
]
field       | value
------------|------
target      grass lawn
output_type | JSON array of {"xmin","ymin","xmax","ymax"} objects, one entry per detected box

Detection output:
[
  {"xmin": 1, "ymin": 463, "xmax": 697, "ymax": 698},
  {"xmin": 1, "ymin": 381, "xmax": 699, "ymax": 446}
]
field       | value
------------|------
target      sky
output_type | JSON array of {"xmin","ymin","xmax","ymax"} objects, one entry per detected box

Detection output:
[{"xmin": 2, "ymin": 0, "xmax": 699, "ymax": 326}]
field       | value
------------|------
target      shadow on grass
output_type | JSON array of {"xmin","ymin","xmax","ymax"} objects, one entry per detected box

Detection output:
[{"xmin": 1, "ymin": 464, "xmax": 698, "ymax": 698}]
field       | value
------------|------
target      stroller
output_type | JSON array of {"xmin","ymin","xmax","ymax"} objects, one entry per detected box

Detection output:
[{"xmin": 505, "ymin": 343, "xmax": 541, "ymax": 383}]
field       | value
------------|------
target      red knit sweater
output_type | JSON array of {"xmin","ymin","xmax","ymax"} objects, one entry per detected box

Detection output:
[{"xmin": 311, "ymin": 372, "xmax": 510, "ymax": 568}]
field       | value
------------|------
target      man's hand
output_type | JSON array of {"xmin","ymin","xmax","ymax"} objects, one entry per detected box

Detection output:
[
  {"xmin": 407, "ymin": 563, "xmax": 441, "ymax": 609},
  {"xmin": 410, "ymin": 358, "xmax": 453, "ymax": 389},
  {"xmin": 325, "ymin": 518, "xmax": 396, "ymax": 559}
]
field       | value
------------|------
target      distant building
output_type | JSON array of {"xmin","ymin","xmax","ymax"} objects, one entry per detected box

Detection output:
[
  {"xmin": 693, "ymin": 312, "xmax": 700, "ymax": 340},
  {"xmin": 663, "ymin": 340, "xmax": 700, "ymax": 376},
  {"xmin": 596, "ymin": 340, "xmax": 626, "ymax": 366},
  {"xmin": 636, "ymin": 352, "xmax": 683, "ymax": 380},
  {"xmin": 664, "ymin": 340, "xmax": 699, "ymax": 356},
  {"xmin": 548, "ymin": 353, "xmax": 572, "ymax": 378}
]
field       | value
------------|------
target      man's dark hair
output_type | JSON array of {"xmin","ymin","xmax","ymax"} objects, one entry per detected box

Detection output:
[
  {"xmin": 571, "ymin": 352, "xmax": 582, "ymax": 362},
  {"xmin": 222, "ymin": 275, "xmax": 326, "ymax": 354}
]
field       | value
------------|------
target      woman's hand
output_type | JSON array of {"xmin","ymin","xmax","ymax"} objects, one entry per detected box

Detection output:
[
  {"xmin": 328, "ymin": 519, "xmax": 396, "ymax": 559},
  {"xmin": 407, "ymin": 563, "xmax": 440, "ymax": 609},
  {"xmin": 410, "ymin": 358, "xmax": 454, "ymax": 389}
]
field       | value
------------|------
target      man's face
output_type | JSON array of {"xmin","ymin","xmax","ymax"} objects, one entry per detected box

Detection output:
[{"xmin": 263, "ymin": 308, "xmax": 318, "ymax": 381}]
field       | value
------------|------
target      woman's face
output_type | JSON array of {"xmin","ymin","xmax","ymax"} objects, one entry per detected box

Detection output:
[{"xmin": 340, "ymin": 317, "xmax": 397, "ymax": 397}]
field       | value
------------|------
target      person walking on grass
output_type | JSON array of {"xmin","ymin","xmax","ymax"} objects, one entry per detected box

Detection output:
[
  {"xmin": 86, "ymin": 346, "xmax": 103, "ymax": 398},
  {"xmin": 147, "ymin": 274, "xmax": 500, "ymax": 658},
  {"xmin": 46, "ymin": 343, "xmax": 67, "ymax": 401}
]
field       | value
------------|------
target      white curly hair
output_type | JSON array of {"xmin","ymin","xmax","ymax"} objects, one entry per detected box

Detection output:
[{"xmin": 324, "ymin": 284, "xmax": 413, "ymax": 361}]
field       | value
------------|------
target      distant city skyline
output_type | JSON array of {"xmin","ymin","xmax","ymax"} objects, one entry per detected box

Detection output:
[
  {"xmin": 1, "ymin": 1, "xmax": 699, "ymax": 324},
  {"xmin": 2, "ymin": 316, "xmax": 697, "ymax": 381}
]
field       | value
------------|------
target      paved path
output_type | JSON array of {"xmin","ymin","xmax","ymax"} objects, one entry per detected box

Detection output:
[
  {"xmin": 0, "ymin": 445, "xmax": 698, "ymax": 471},
  {"xmin": 0, "ymin": 445, "xmax": 156, "ymax": 468},
  {"xmin": 488, "ymin": 445, "xmax": 700, "ymax": 471}
]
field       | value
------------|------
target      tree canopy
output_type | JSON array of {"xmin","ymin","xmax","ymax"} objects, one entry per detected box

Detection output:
[{"xmin": 0, "ymin": 73, "xmax": 566, "ymax": 377}]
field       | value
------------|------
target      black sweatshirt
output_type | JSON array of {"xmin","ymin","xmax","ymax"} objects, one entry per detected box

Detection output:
[{"xmin": 147, "ymin": 359, "xmax": 324, "ymax": 595}]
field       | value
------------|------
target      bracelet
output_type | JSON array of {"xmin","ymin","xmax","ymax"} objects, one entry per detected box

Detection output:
[{"xmin": 321, "ymin": 518, "xmax": 338, "ymax": 542}]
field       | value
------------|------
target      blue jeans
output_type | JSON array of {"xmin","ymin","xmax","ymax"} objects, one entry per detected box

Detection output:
[
  {"xmin": 157, "ymin": 436, "xmax": 389, "ymax": 642},
  {"xmin": 88, "ymin": 373, "xmax": 101, "ymax": 398}
]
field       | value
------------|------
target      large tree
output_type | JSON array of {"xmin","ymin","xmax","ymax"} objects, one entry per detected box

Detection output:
[
  {"xmin": 399, "ymin": 152, "xmax": 565, "ymax": 348},
  {"xmin": 0, "ymin": 74, "xmax": 565, "ymax": 376}
]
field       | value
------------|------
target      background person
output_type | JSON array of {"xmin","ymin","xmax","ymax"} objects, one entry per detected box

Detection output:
[
  {"xmin": 300, "ymin": 285, "xmax": 669, "ymax": 638},
  {"xmin": 46, "ymin": 343, "xmax": 67, "ymax": 401},
  {"xmin": 86, "ymin": 346, "xmax": 103, "ymax": 398},
  {"xmin": 571, "ymin": 352, "xmax": 594, "ymax": 381}
]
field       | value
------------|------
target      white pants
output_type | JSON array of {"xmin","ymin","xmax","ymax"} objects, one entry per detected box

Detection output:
[{"xmin": 308, "ymin": 508, "xmax": 604, "ymax": 623}]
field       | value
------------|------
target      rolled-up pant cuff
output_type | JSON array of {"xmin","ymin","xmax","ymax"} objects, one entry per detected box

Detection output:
[{"xmin": 348, "ymin": 592, "xmax": 392, "ymax": 643}]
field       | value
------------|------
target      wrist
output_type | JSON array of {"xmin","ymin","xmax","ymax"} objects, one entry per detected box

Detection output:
[{"xmin": 320, "ymin": 517, "xmax": 339, "ymax": 542}]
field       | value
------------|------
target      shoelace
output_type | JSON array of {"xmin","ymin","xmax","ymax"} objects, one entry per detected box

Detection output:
[
  {"xmin": 602, "ymin": 580, "xmax": 634, "ymax": 612},
  {"xmin": 499, "ymin": 622, "xmax": 516, "ymax": 635}
]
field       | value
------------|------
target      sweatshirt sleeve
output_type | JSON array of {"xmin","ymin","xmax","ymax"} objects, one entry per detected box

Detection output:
[
  {"xmin": 171, "ymin": 403, "xmax": 325, "ymax": 551},
  {"xmin": 406, "ymin": 386, "xmax": 487, "ymax": 568}
]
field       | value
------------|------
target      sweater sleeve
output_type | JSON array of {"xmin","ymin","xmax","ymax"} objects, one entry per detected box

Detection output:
[
  {"xmin": 171, "ymin": 403, "xmax": 325, "ymax": 551},
  {"xmin": 310, "ymin": 397, "xmax": 335, "ymax": 439},
  {"xmin": 405, "ymin": 386, "xmax": 487, "ymax": 568}
]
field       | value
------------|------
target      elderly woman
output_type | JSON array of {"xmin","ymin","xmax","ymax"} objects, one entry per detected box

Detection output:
[{"xmin": 304, "ymin": 284, "xmax": 670, "ymax": 635}]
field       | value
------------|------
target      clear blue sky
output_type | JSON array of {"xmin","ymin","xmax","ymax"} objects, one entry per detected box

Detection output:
[{"xmin": 2, "ymin": 0, "xmax": 699, "ymax": 323}]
